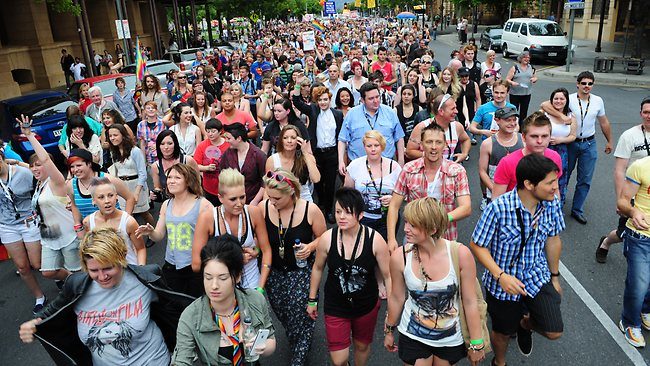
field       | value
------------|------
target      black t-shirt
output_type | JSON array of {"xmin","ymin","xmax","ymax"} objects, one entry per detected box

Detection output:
[
  {"xmin": 324, "ymin": 226, "xmax": 378, "ymax": 318},
  {"xmin": 261, "ymin": 118, "xmax": 310, "ymax": 156}
]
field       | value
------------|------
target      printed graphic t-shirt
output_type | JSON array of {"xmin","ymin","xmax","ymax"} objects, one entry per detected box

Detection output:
[{"xmin": 74, "ymin": 270, "xmax": 169, "ymax": 366}]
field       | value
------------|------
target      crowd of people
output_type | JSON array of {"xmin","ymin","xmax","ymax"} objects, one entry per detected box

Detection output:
[{"xmin": 5, "ymin": 15, "xmax": 649, "ymax": 366}]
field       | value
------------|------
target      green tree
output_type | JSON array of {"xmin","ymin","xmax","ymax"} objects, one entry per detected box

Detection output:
[{"xmin": 37, "ymin": 0, "xmax": 80, "ymax": 15}]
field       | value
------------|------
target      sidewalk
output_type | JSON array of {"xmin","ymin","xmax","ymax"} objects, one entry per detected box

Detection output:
[{"xmin": 433, "ymin": 24, "xmax": 649, "ymax": 88}]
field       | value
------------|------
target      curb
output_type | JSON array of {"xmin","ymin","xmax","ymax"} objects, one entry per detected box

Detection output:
[{"xmin": 540, "ymin": 68, "xmax": 650, "ymax": 88}]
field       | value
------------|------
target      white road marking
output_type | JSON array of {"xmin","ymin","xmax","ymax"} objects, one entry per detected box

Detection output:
[{"xmin": 560, "ymin": 261, "xmax": 647, "ymax": 365}]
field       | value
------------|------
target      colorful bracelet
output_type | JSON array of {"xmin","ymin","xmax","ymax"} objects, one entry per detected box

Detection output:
[
  {"xmin": 255, "ymin": 287, "xmax": 265, "ymax": 295},
  {"xmin": 470, "ymin": 338, "xmax": 484, "ymax": 345},
  {"xmin": 308, "ymin": 301, "xmax": 318, "ymax": 307},
  {"xmin": 447, "ymin": 213, "xmax": 454, "ymax": 223}
]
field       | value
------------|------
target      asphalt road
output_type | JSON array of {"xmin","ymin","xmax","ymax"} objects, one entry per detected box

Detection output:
[{"xmin": 1, "ymin": 35, "xmax": 649, "ymax": 366}]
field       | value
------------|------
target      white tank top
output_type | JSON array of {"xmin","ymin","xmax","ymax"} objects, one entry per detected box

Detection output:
[
  {"xmin": 546, "ymin": 112, "xmax": 572, "ymax": 139},
  {"xmin": 213, "ymin": 205, "xmax": 259, "ymax": 288},
  {"xmin": 89, "ymin": 211, "xmax": 138, "ymax": 265},
  {"xmin": 398, "ymin": 241, "xmax": 464, "ymax": 347},
  {"xmin": 271, "ymin": 153, "xmax": 313, "ymax": 201},
  {"xmin": 36, "ymin": 179, "xmax": 77, "ymax": 250}
]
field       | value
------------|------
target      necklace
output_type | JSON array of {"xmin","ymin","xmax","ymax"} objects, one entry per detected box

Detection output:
[
  {"xmin": 412, "ymin": 244, "xmax": 433, "ymax": 291},
  {"xmin": 277, "ymin": 202, "xmax": 297, "ymax": 258},
  {"xmin": 78, "ymin": 176, "xmax": 94, "ymax": 191}
]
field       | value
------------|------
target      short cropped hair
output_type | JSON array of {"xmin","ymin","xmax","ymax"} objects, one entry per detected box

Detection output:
[
  {"xmin": 516, "ymin": 154, "xmax": 560, "ymax": 190},
  {"xmin": 403, "ymin": 197, "xmax": 449, "ymax": 240}
]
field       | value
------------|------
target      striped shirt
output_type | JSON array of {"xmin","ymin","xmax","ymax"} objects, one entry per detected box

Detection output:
[{"xmin": 472, "ymin": 189, "xmax": 565, "ymax": 301}]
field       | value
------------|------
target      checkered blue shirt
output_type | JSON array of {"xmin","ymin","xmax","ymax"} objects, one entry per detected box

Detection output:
[{"xmin": 472, "ymin": 190, "xmax": 565, "ymax": 301}]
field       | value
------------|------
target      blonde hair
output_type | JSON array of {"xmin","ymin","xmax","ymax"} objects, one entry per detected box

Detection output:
[
  {"xmin": 219, "ymin": 168, "xmax": 245, "ymax": 191},
  {"xmin": 263, "ymin": 168, "xmax": 301, "ymax": 198},
  {"xmin": 79, "ymin": 227, "xmax": 128, "ymax": 272},
  {"xmin": 363, "ymin": 130, "xmax": 386, "ymax": 151},
  {"xmin": 403, "ymin": 197, "xmax": 449, "ymax": 240}
]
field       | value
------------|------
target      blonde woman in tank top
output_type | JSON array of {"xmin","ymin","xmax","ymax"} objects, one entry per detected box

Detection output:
[
  {"xmin": 384, "ymin": 198, "xmax": 485, "ymax": 366},
  {"xmin": 82, "ymin": 177, "xmax": 145, "ymax": 265}
]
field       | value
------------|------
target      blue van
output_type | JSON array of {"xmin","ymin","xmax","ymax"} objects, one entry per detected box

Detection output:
[{"xmin": 0, "ymin": 90, "xmax": 76, "ymax": 161}]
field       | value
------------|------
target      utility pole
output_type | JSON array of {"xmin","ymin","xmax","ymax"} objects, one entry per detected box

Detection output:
[
  {"xmin": 566, "ymin": 8, "xmax": 575, "ymax": 72},
  {"xmin": 74, "ymin": 0, "xmax": 92, "ymax": 76},
  {"xmin": 116, "ymin": 0, "xmax": 131, "ymax": 64},
  {"xmin": 594, "ymin": 0, "xmax": 607, "ymax": 52},
  {"xmin": 539, "ymin": 0, "xmax": 543, "ymax": 18}
]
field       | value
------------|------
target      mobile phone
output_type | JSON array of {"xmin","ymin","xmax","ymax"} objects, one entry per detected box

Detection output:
[{"xmin": 250, "ymin": 329, "xmax": 270, "ymax": 356}]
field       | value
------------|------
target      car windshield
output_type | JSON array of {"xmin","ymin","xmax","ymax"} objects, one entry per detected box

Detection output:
[
  {"xmin": 180, "ymin": 51, "xmax": 198, "ymax": 62},
  {"xmin": 122, "ymin": 62, "xmax": 175, "ymax": 75},
  {"xmin": 8, "ymin": 97, "xmax": 75, "ymax": 120},
  {"xmin": 528, "ymin": 22, "xmax": 564, "ymax": 36},
  {"xmin": 95, "ymin": 76, "xmax": 137, "ymax": 96}
]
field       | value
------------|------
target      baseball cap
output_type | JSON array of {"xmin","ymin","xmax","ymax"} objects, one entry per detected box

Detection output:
[
  {"xmin": 495, "ymin": 106, "xmax": 519, "ymax": 119},
  {"xmin": 458, "ymin": 67, "xmax": 470, "ymax": 76},
  {"xmin": 325, "ymin": 53, "xmax": 334, "ymax": 61}
]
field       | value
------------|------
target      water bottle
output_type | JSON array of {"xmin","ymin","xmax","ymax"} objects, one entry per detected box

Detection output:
[
  {"xmin": 243, "ymin": 312, "xmax": 259, "ymax": 363},
  {"xmin": 294, "ymin": 239, "xmax": 307, "ymax": 268}
]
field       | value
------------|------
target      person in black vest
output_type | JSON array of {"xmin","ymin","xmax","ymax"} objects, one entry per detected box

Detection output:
[
  {"xmin": 292, "ymin": 85, "xmax": 344, "ymax": 223},
  {"xmin": 461, "ymin": 45, "xmax": 482, "ymax": 84},
  {"xmin": 307, "ymin": 187, "xmax": 391, "ymax": 366},
  {"xmin": 457, "ymin": 67, "xmax": 481, "ymax": 144}
]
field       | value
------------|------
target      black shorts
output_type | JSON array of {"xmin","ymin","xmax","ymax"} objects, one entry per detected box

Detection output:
[
  {"xmin": 398, "ymin": 332, "xmax": 467, "ymax": 365},
  {"xmin": 485, "ymin": 281, "xmax": 563, "ymax": 336}
]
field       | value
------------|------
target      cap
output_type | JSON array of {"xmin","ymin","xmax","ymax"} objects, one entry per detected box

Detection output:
[
  {"xmin": 495, "ymin": 106, "xmax": 519, "ymax": 119},
  {"xmin": 68, "ymin": 149, "xmax": 101, "ymax": 172},
  {"xmin": 325, "ymin": 53, "xmax": 333, "ymax": 61},
  {"xmin": 293, "ymin": 63, "xmax": 303, "ymax": 72},
  {"xmin": 458, "ymin": 67, "xmax": 470, "ymax": 76}
]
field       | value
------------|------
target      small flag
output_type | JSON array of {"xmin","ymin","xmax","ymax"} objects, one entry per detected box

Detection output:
[
  {"xmin": 367, "ymin": 0, "xmax": 376, "ymax": 8},
  {"xmin": 135, "ymin": 36, "xmax": 147, "ymax": 81},
  {"xmin": 311, "ymin": 19, "xmax": 326, "ymax": 33}
]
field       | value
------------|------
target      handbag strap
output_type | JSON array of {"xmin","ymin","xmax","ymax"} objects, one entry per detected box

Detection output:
[{"xmin": 448, "ymin": 240, "xmax": 469, "ymax": 341}]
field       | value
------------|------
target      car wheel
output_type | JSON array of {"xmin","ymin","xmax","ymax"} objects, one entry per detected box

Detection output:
[{"xmin": 502, "ymin": 44, "xmax": 509, "ymax": 58}]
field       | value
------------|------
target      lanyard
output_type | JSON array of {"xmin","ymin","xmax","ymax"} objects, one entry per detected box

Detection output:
[
  {"xmin": 577, "ymin": 96, "xmax": 590, "ymax": 137},
  {"xmin": 277, "ymin": 203, "xmax": 296, "ymax": 259},
  {"xmin": 510, "ymin": 206, "xmax": 544, "ymax": 269},
  {"xmin": 364, "ymin": 109, "xmax": 379, "ymax": 130},
  {"xmin": 365, "ymin": 157, "xmax": 383, "ymax": 197},
  {"xmin": 31, "ymin": 177, "xmax": 50, "ymax": 213},
  {"xmin": 0, "ymin": 166, "xmax": 20, "ymax": 220},
  {"xmin": 219, "ymin": 206, "xmax": 248, "ymax": 246},
  {"xmin": 642, "ymin": 126, "xmax": 650, "ymax": 157},
  {"xmin": 339, "ymin": 225, "xmax": 364, "ymax": 302}
]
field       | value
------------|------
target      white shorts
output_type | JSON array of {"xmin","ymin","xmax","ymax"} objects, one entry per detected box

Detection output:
[
  {"xmin": 41, "ymin": 238, "xmax": 82, "ymax": 272},
  {"xmin": 0, "ymin": 222, "xmax": 41, "ymax": 244}
]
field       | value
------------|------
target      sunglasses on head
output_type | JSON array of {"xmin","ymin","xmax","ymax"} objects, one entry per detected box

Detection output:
[
  {"xmin": 438, "ymin": 94, "xmax": 453, "ymax": 112},
  {"xmin": 580, "ymin": 81, "xmax": 593, "ymax": 86},
  {"xmin": 265, "ymin": 171, "xmax": 295, "ymax": 190}
]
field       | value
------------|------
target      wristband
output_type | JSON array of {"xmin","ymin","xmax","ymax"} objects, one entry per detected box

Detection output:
[
  {"xmin": 496, "ymin": 271, "xmax": 505, "ymax": 283},
  {"xmin": 255, "ymin": 287, "xmax": 265, "ymax": 295},
  {"xmin": 551, "ymin": 271, "xmax": 560, "ymax": 277},
  {"xmin": 262, "ymin": 263, "xmax": 272, "ymax": 269},
  {"xmin": 470, "ymin": 338, "xmax": 484, "ymax": 345},
  {"xmin": 308, "ymin": 301, "xmax": 317, "ymax": 307},
  {"xmin": 447, "ymin": 213, "xmax": 453, "ymax": 223},
  {"xmin": 308, "ymin": 296, "xmax": 319, "ymax": 302}
]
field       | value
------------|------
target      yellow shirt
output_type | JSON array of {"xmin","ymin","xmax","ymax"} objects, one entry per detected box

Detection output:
[{"xmin": 626, "ymin": 156, "xmax": 650, "ymax": 237}]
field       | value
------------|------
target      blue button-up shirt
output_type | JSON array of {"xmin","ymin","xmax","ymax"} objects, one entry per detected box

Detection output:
[
  {"xmin": 338, "ymin": 104, "xmax": 405, "ymax": 161},
  {"xmin": 112, "ymin": 89, "xmax": 138, "ymax": 121},
  {"xmin": 472, "ymin": 189, "xmax": 565, "ymax": 301}
]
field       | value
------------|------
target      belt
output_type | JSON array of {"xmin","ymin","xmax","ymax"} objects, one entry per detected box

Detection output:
[
  {"xmin": 626, "ymin": 228, "xmax": 650, "ymax": 241},
  {"xmin": 315, "ymin": 146, "xmax": 337, "ymax": 153},
  {"xmin": 574, "ymin": 135, "xmax": 595, "ymax": 143},
  {"xmin": 119, "ymin": 175, "xmax": 139, "ymax": 181}
]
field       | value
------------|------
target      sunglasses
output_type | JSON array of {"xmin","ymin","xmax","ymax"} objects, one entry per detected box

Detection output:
[
  {"xmin": 438, "ymin": 94, "xmax": 453, "ymax": 112},
  {"xmin": 265, "ymin": 171, "xmax": 295, "ymax": 190},
  {"xmin": 580, "ymin": 81, "xmax": 594, "ymax": 86},
  {"xmin": 178, "ymin": 76, "xmax": 187, "ymax": 79},
  {"xmin": 484, "ymin": 74, "xmax": 494, "ymax": 78},
  {"xmin": 421, "ymin": 60, "xmax": 432, "ymax": 64}
]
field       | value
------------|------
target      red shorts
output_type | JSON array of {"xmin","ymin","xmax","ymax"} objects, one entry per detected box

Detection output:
[{"xmin": 324, "ymin": 300, "xmax": 381, "ymax": 351}]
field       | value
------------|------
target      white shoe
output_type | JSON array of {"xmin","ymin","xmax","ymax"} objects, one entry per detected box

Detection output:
[{"xmin": 619, "ymin": 320, "xmax": 646, "ymax": 348}]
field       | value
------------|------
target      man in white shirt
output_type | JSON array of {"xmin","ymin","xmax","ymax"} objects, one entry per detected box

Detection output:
[
  {"xmin": 70, "ymin": 58, "xmax": 87, "ymax": 81},
  {"xmin": 542, "ymin": 71, "xmax": 613, "ymax": 225}
]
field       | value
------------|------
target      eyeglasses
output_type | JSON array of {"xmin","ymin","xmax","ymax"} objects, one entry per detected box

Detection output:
[
  {"xmin": 177, "ymin": 76, "xmax": 187, "ymax": 79},
  {"xmin": 438, "ymin": 94, "xmax": 453, "ymax": 111},
  {"xmin": 580, "ymin": 81, "xmax": 594, "ymax": 86},
  {"xmin": 265, "ymin": 171, "xmax": 295, "ymax": 190}
]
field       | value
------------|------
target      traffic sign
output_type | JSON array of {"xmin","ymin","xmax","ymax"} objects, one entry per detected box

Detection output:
[
  {"xmin": 564, "ymin": 0, "xmax": 585, "ymax": 9},
  {"xmin": 324, "ymin": 1, "xmax": 336, "ymax": 16}
]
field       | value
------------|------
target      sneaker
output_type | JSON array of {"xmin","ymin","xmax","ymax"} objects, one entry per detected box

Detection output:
[
  {"xmin": 619, "ymin": 320, "xmax": 646, "ymax": 347},
  {"xmin": 595, "ymin": 236, "xmax": 608, "ymax": 263},
  {"xmin": 642, "ymin": 314, "xmax": 650, "ymax": 331},
  {"xmin": 480, "ymin": 198, "xmax": 488, "ymax": 211},
  {"xmin": 516, "ymin": 323, "xmax": 533, "ymax": 356},
  {"xmin": 32, "ymin": 296, "xmax": 47, "ymax": 316}
]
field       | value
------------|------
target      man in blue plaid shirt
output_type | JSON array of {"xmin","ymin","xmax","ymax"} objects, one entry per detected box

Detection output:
[{"xmin": 470, "ymin": 154, "xmax": 565, "ymax": 366}]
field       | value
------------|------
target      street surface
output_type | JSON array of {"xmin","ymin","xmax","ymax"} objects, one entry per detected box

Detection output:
[{"xmin": 1, "ymin": 34, "xmax": 649, "ymax": 365}]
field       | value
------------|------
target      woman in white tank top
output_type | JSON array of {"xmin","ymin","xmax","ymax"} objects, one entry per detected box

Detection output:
[
  {"xmin": 544, "ymin": 88, "xmax": 577, "ymax": 206},
  {"xmin": 82, "ymin": 177, "xmax": 145, "ymax": 265},
  {"xmin": 384, "ymin": 198, "xmax": 486, "ymax": 366},
  {"xmin": 191, "ymin": 169, "xmax": 272, "ymax": 290}
]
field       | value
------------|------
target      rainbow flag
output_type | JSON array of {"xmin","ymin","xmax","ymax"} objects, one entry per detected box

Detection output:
[
  {"xmin": 311, "ymin": 19, "xmax": 326, "ymax": 33},
  {"xmin": 135, "ymin": 36, "xmax": 147, "ymax": 81}
]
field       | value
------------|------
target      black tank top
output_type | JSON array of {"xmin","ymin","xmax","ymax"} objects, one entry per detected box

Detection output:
[
  {"xmin": 157, "ymin": 154, "xmax": 186, "ymax": 193},
  {"xmin": 397, "ymin": 103, "xmax": 421, "ymax": 143},
  {"xmin": 265, "ymin": 200, "xmax": 313, "ymax": 271},
  {"xmin": 456, "ymin": 80, "xmax": 477, "ymax": 124},
  {"xmin": 324, "ymin": 225, "xmax": 378, "ymax": 318}
]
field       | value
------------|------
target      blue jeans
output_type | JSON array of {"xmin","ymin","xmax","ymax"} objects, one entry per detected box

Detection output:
[
  {"xmin": 567, "ymin": 138, "xmax": 598, "ymax": 216},
  {"xmin": 549, "ymin": 143, "xmax": 569, "ymax": 206},
  {"xmin": 622, "ymin": 229, "xmax": 650, "ymax": 328}
]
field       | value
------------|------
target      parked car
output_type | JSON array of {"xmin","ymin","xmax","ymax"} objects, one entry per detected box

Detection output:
[
  {"xmin": 0, "ymin": 90, "xmax": 76, "ymax": 161},
  {"xmin": 122, "ymin": 59, "xmax": 177, "ymax": 86},
  {"xmin": 162, "ymin": 48, "xmax": 205, "ymax": 72},
  {"xmin": 501, "ymin": 18, "xmax": 569, "ymax": 64},
  {"xmin": 67, "ymin": 73, "xmax": 137, "ymax": 102},
  {"xmin": 479, "ymin": 27, "xmax": 503, "ymax": 51}
]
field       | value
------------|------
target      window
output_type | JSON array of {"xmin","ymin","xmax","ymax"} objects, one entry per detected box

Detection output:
[
  {"xmin": 511, "ymin": 22, "xmax": 521, "ymax": 33},
  {"xmin": 504, "ymin": 22, "xmax": 513, "ymax": 32},
  {"xmin": 520, "ymin": 24, "xmax": 528, "ymax": 35},
  {"xmin": 591, "ymin": 0, "xmax": 610, "ymax": 19},
  {"xmin": 528, "ymin": 22, "xmax": 565, "ymax": 36}
]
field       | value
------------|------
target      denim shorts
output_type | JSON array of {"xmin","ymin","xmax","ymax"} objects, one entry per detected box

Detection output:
[{"xmin": 41, "ymin": 237, "xmax": 82, "ymax": 272}]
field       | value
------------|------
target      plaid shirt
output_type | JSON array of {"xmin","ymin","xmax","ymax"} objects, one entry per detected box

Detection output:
[
  {"xmin": 393, "ymin": 158, "xmax": 470, "ymax": 241},
  {"xmin": 137, "ymin": 119, "xmax": 165, "ymax": 164},
  {"xmin": 472, "ymin": 189, "xmax": 565, "ymax": 301}
]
